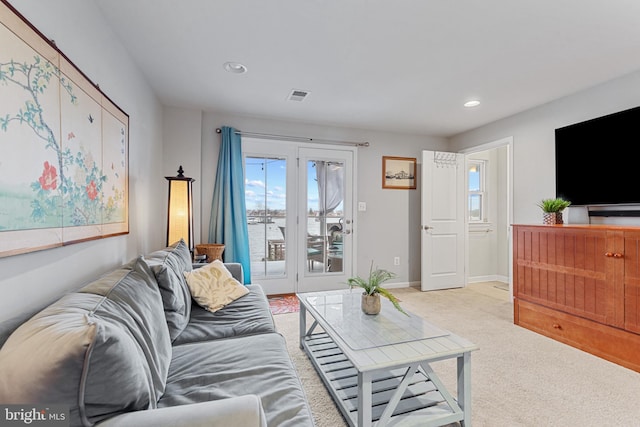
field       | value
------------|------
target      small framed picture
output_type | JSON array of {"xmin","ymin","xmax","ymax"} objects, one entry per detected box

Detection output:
[{"xmin": 382, "ymin": 156, "xmax": 417, "ymax": 190}]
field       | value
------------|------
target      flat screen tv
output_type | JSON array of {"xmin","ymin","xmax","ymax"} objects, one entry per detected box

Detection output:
[{"xmin": 555, "ymin": 105, "xmax": 640, "ymax": 206}]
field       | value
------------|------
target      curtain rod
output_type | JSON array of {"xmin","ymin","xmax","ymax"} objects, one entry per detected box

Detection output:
[{"xmin": 215, "ymin": 128, "xmax": 369, "ymax": 147}]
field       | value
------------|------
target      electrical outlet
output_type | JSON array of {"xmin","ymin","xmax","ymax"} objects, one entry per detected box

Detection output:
[
  {"xmin": 394, "ymin": 256, "xmax": 400, "ymax": 266},
  {"xmin": 358, "ymin": 201, "xmax": 367, "ymax": 212}
]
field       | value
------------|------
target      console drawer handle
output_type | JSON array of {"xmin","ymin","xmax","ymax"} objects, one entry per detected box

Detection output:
[
  {"xmin": 552, "ymin": 323, "xmax": 561, "ymax": 329},
  {"xmin": 605, "ymin": 252, "xmax": 624, "ymax": 258}
]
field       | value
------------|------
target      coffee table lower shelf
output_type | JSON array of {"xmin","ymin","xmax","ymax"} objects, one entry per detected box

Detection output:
[{"xmin": 302, "ymin": 332, "xmax": 465, "ymax": 426}]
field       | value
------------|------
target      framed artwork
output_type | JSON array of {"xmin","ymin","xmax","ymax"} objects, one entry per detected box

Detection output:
[
  {"xmin": 0, "ymin": 1, "xmax": 129, "ymax": 258},
  {"xmin": 382, "ymin": 156, "xmax": 417, "ymax": 190}
]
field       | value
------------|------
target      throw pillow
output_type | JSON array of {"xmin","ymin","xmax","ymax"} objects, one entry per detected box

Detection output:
[
  {"xmin": 184, "ymin": 260, "xmax": 249, "ymax": 312},
  {"xmin": 144, "ymin": 239, "xmax": 193, "ymax": 341}
]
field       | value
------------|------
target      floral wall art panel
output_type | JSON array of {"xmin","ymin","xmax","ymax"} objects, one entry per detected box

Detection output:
[
  {"xmin": 0, "ymin": 1, "xmax": 129, "ymax": 258},
  {"xmin": 101, "ymin": 98, "xmax": 128, "ymax": 237},
  {"xmin": 59, "ymin": 58, "xmax": 104, "ymax": 242},
  {"xmin": 0, "ymin": 5, "xmax": 64, "ymax": 255}
]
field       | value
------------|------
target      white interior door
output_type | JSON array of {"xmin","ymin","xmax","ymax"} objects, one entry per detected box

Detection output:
[
  {"xmin": 421, "ymin": 150, "xmax": 466, "ymax": 291},
  {"xmin": 297, "ymin": 147, "xmax": 354, "ymax": 293}
]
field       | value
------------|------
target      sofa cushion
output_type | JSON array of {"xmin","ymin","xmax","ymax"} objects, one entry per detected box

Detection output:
[
  {"xmin": 183, "ymin": 260, "xmax": 249, "ymax": 313},
  {"xmin": 173, "ymin": 284, "xmax": 276, "ymax": 345},
  {"xmin": 160, "ymin": 333, "xmax": 314, "ymax": 427},
  {"xmin": 144, "ymin": 239, "xmax": 193, "ymax": 341},
  {"xmin": 0, "ymin": 257, "xmax": 172, "ymax": 427}
]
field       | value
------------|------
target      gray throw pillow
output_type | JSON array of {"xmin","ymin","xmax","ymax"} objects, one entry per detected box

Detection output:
[
  {"xmin": 0, "ymin": 257, "xmax": 172, "ymax": 427},
  {"xmin": 144, "ymin": 239, "xmax": 193, "ymax": 341}
]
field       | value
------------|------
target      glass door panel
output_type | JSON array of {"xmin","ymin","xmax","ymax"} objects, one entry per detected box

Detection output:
[
  {"xmin": 298, "ymin": 147, "xmax": 353, "ymax": 293},
  {"xmin": 306, "ymin": 160, "xmax": 345, "ymax": 274},
  {"xmin": 245, "ymin": 156, "xmax": 287, "ymax": 278}
]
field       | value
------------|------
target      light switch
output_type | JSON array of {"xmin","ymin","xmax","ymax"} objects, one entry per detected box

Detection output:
[{"xmin": 358, "ymin": 202, "xmax": 367, "ymax": 212}]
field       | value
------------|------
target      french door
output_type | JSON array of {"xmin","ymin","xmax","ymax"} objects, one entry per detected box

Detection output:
[
  {"xmin": 243, "ymin": 139, "xmax": 355, "ymax": 295},
  {"xmin": 297, "ymin": 147, "xmax": 354, "ymax": 293}
]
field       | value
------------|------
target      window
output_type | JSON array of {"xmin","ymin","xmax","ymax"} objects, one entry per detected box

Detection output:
[{"xmin": 468, "ymin": 160, "xmax": 486, "ymax": 222}]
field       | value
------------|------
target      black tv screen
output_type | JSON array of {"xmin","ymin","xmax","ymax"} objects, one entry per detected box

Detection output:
[{"xmin": 555, "ymin": 105, "xmax": 640, "ymax": 206}]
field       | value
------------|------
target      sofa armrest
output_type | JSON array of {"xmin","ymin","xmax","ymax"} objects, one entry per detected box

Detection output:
[
  {"xmin": 224, "ymin": 262, "xmax": 244, "ymax": 284},
  {"xmin": 96, "ymin": 395, "xmax": 266, "ymax": 427}
]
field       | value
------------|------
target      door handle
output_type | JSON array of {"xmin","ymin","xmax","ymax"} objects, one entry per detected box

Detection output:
[{"xmin": 423, "ymin": 226, "xmax": 433, "ymax": 230}]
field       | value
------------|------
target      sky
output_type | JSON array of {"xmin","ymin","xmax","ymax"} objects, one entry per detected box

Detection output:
[{"xmin": 244, "ymin": 157, "xmax": 319, "ymax": 212}]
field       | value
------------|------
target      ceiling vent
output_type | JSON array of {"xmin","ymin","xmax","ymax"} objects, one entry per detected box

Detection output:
[{"xmin": 288, "ymin": 89, "xmax": 310, "ymax": 102}]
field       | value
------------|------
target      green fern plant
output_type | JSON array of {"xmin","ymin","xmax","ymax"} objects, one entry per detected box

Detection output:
[
  {"xmin": 346, "ymin": 261, "xmax": 407, "ymax": 315},
  {"xmin": 537, "ymin": 198, "xmax": 571, "ymax": 213}
]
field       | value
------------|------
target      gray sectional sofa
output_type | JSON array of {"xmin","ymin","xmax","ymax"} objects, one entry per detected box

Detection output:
[{"xmin": 0, "ymin": 240, "xmax": 314, "ymax": 427}]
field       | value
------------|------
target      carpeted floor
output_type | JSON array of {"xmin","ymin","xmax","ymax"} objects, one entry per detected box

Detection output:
[
  {"xmin": 267, "ymin": 294, "xmax": 299, "ymax": 315},
  {"xmin": 273, "ymin": 283, "xmax": 640, "ymax": 427}
]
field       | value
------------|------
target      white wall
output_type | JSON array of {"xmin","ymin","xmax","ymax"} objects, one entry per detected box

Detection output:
[
  {"xmin": 162, "ymin": 107, "xmax": 203, "ymax": 244},
  {"xmin": 450, "ymin": 70, "xmax": 640, "ymax": 225},
  {"xmin": 496, "ymin": 145, "xmax": 509, "ymax": 279},
  {"xmin": 162, "ymin": 109, "xmax": 448, "ymax": 287},
  {"xmin": 0, "ymin": 0, "xmax": 165, "ymax": 321}
]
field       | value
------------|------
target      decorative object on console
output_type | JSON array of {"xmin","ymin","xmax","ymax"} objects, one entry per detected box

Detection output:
[
  {"xmin": 195, "ymin": 243, "xmax": 225, "ymax": 262},
  {"xmin": 166, "ymin": 166, "xmax": 195, "ymax": 251},
  {"xmin": 346, "ymin": 261, "xmax": 407, "ymax": 315},
  {"xmin": 537, "ymin": 197, "xmax": 571, "ymax": 224}
]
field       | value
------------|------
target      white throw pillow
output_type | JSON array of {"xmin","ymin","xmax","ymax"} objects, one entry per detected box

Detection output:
[{"xmin": 183, "ymin": 260, "xmax": 249, "ymax": 312}]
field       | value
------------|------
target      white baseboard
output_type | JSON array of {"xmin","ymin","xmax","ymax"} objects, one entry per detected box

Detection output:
[
  {"xmin": 387, "ymin": 278, "xmax": 508, "ymax": 290},
  {"xmin": 384, "ymin": 281, "xmax": 417, "ymax": 289},
  {"xmin": 468, "ymin": 274, "xmax": 508, "ymax": 284}
]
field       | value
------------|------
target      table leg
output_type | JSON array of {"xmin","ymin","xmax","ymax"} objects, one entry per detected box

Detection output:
[
  {"xmin": 299, "ymin": 302, "xmax": 306, "ymax": 350},
  {"xmin": 457, "ymin": 351, "xmax": 472, "ymax": 426},
  {"xmin": 357, "ymin": 371, "xmax": 373, "ymax": 427}
]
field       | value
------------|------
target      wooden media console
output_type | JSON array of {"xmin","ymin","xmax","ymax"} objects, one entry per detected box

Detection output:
[{"xmin": 513, "ymin": 224, "xmax": 640, "ymax": 372}]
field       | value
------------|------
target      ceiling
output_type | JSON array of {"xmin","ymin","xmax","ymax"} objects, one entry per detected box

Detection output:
[{"xmin": 95, "ymin": 0, "xmax": 640, "ymax": 138}]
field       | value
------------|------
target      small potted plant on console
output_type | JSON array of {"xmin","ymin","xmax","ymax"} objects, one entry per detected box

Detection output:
[{"xmin": 538, "ymin": 197, "xmax": 571, "ymax": 225}]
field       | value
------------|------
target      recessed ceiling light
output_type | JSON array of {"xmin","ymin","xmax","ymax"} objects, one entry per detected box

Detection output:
[
  {"xmin": 223, "ymin": 62, "xmax": 247, "ymax": 74},
  {"xmin": 464, "ymin": 100, "xmax": 480, "ymax": 108}
]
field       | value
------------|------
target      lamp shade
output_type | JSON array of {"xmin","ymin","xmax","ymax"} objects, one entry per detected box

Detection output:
[{"xmin": 166, "ymin": 166, "xmax": 195, "ymax": 251}]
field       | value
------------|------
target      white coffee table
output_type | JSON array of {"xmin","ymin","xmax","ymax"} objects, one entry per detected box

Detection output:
[{"xmin": 298, "ymin": 290, "xmax": 478, "ymax": 427}]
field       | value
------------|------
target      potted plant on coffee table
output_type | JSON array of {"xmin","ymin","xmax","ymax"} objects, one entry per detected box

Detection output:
[
  {"xmin": 347, "ymin": 262, "xmax": 407, "ymax": 316},
  {"xmin": 537, "ymin": 198, "xmax": 571, "ymax": 225}
]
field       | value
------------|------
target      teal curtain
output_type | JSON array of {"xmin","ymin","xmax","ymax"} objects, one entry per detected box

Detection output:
[{"xmin": 209, "ymin": 126, "xmax": 251, "ymax": 284}]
